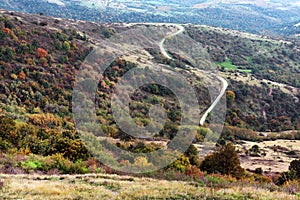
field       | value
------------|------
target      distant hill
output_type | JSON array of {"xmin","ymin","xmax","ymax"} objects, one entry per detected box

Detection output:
[
  {"xmin": 1, "ymin": 0, "xmax": 300, "ymax": 36},
  {"xmin": 275, "ymin": 20, "xmax": 300, "ymax": 37}
]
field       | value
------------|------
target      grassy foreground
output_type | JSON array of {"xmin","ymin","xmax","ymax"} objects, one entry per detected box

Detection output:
[{"xmin": 0, "ymin": 174, "xmax": 298, "ymax": 200}]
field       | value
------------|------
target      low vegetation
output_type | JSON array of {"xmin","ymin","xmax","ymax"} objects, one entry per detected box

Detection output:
[
  {"xmin": 0, "ymin": 10, "xmax": 299, "ymax": 199},
  {"xmin": 187, "ymin": 25, "xmax": 300, "ymax": 87},
  {"xmin": 1, "ymin": 173, "xmax": 300, "ymax": 199}
]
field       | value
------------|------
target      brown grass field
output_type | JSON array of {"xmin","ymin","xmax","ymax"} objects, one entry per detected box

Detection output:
[{"xmin": 0, "ymin": 174, "xmax": 299, "ymax": 199}]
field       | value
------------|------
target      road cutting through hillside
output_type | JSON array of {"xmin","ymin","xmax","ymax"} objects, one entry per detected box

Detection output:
[{"xmin": 158, "ymin": 24, "xmax": 228, "ymax": 126}]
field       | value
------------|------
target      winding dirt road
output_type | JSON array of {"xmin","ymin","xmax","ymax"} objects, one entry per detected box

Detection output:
[
  {"xmin": 159, "ymin": 24, "xmax": 185, "ymax": 59},
  {"xmin": 158, "ymin": 24, "xmax": 228, "ymax": 126}
]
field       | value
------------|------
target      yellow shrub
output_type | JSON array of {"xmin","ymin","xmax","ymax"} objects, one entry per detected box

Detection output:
[{"xmin": 28, "ymin": 113, "xmax": 63, "ymax": 128}]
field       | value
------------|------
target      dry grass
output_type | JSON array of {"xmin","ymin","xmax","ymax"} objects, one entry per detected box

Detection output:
[
  {"xmin": 237, "ymin": 140, "xmax": 300, "ymax": 173},
  {"xmin": 0, "ymin": 174, "xmax": 298, "ymax": 199}
]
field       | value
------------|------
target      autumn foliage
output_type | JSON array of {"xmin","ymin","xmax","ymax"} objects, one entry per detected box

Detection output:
[
  {"xmin": 36, "ymin": 47, "xmax": 48, "ymax": 58},
  {"xmin": 28, "ymin": 113, "xmax": 63, "ymax": 128},
  {"xmin": 3, "ymin": 27, "xmax": 11, "ymax": 35},
  {"xmin": 18, "ymin": 71, "xmax": 26, "ymax": 80}
]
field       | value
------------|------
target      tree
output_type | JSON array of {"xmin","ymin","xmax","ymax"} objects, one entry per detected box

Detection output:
[
  {"xmin": 184, "ymin": 144, "xmax": 201, "ymax": 167},
  {"xmin": 276, "ymin": 170, "xmax": 297, "ymax": 186},
  {"xmin": 4, "ymin": 19, "xmax": 13, "ymax": 29},
  {"xmin": 32, "ymin": 39, "xmax": 39, "ymax": 48},
  {"xmin": 289, "ymin": 159, "xmax": 300, "ymax": 178},
  {"xmin": 63, "ymin": 41, "xmax": 70, "ymax": 51},
  {"xmin": 275, "ymin": 159, "xmax": 300, "ymax": 185},
  {"xmin": 226, "ymin": 90, "xmax": 235, "ymax": 105},
  {"xmin": 4, "ymin": 47, "xmax": 15, "ymax": 61},
  {"xmin": 3, "ymin": 28, "xmax": 11, "ymax": 35},
  {"xmin": 169, "ymin": 155, "xmax": 191, "ymax": 173},
  {"xmin": 200, "ymin": 143, "xmax": 244, "ymax": 178},
  {"xmin": 101, "ymin": 27, "xmax": 115, "ymax": 38},
  {"xmin": 39, "ymin": 57, "xmax": 48, "ymax": 67},
  {"xmin": 0, "ymin": 115, "xmax": 18, "ymax": 145},
  {"xmin": 0, "ymin": 28, "xmax": 7, "ymax": 39}
]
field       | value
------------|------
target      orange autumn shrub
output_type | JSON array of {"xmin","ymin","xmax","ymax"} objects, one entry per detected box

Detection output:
[
  {"xmin": 186, "ymin": 166, "xmax": 204, "ymax": 179},
  {"xmin": 3, "ymin": 28, "xmax": 11, "ymax": 35},
  {"xmin": 36, "ymin": 47, "xmax": 48, "ymax": 58},
  {"xmin": 18, "ymin": 71, "xmax": 26, "ymax": 80}
]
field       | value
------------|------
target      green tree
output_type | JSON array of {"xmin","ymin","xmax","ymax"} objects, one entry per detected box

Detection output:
[
  {"xmin": 4, "ymin": 47, "xmax": 16, "ymax": 62},
  {"xmin": 101, "ymin": 27, "xmax": 115, "ymax": 38},
  {"xmin": 200, "ymin": 143, "xmax": 244, "ymax": 178},
  {"xmin": 289, "ymin": 159, "xmax": 300, "ymax": 178},
  {"xmin": 63, "ymin": 41, "xmax": 70, "ymax": 51},
  {"xmin": 0, "ymin": 28, "xmax": 7, "ymax": 39},
  {"xmin": 276, "ymin": 159, "xmax": 300, "ymax": 185},
  {"xmin": 184, "ymin": 144, "xmax": 201, "ymax": 167},
  {"xmin": 0, "ymin": 116, "xmax": 18, "ymax": 145},
  {"xmin": 32, "ymin": 39, "xmax": 39, "ymax": 48},
  {"xmin": 169, "ymin": 155, "xmax": 191, "ymax": 173},
  {"xmin": 226, "ymin": 90, "xmax": 235, "ymax": 105}
]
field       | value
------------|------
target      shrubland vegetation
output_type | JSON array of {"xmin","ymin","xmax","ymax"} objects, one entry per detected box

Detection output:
[
  {"xmin": 186, "ymin": 26, "xmax": 300, "ymax": 87},
  {"xmin": 0, "ymin": 10, "xmax": 300, "ymax": 198},
  {"xmin": 0, "ymin": 11, "xmax": 211, "ymax": 176},
  {"xmin": 186, "ymin": 26, "xmax": 300, "ymax": 132}
]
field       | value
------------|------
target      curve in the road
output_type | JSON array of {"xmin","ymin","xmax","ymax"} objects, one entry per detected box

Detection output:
[{"xmin": 158, "ymin": 24, "xmax": 228, "ymax": 126}]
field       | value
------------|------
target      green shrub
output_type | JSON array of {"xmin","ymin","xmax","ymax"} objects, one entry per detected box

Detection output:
[
  {"xmin": 206, "ymin": 174, "xmax": 224, "ymax": 186},
  {"xmin": 276, "ymin": 171, "xmax": 297, "ymax": 186},
  {"xmin": 69, "ymin": 160, "xmax": 90, "ymax": 174},
  {"xmin": 63, "ymin": 41, "xmax": 70, "ymax": 51},
  {"xmin": 0, "ymin": 137, "xmax": 13, "ymax": 151},
  {"xmin": 168, "ymin": 155, "xmax": 191, "ymax": 173},
  {"xmin": 200, "ymin": 143, "xmax": 244, "ymax": 178},
  {"xmin": 49, "ymin": 153, "xmax": 72, "ymax": 174},
  {"xmin": 21, "ymin": 160, "xmax": 42, "ymax": 172},
  {"xmin": 20, "ymin": 155, "xmax": 43, "ymax": 172},
  {"xmin": 0, "ymin": 116, "xmax": 18, "ymax": 145}
]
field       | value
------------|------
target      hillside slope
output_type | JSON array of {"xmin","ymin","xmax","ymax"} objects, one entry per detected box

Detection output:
[
  {"xmin": 0, "ymin": 9, "xmax": 299, "ymax": 141},
  {"xmin": 0, "ymin": 9, "xmax": 298, "ymax": 174},
  {"xmin": 0, "ymin": 9, "xmax": 300, "ymax": 198}
]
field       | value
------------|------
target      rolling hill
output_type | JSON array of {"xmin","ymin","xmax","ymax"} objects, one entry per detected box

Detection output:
[
  {"xmin": 1, "ymin": 0, "xmax": 300, "ymax": 36},
  {"xmin": 0, "ymin": 8, "xmax": 300, "ymax": 199}
]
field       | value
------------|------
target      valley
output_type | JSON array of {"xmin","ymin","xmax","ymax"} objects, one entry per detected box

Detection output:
[
  {"xmin": 0, "ymin": 8, "xmax": 299, "ymax": 199},
  {"xmin": 1, "ymin": 0, "xmax": 300, "ymax": 36}
]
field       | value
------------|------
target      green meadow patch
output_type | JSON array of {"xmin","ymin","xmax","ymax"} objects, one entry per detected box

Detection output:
[{"xmin": 218, "ymin": 58, "xmax": 252, "ymax": 73}]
